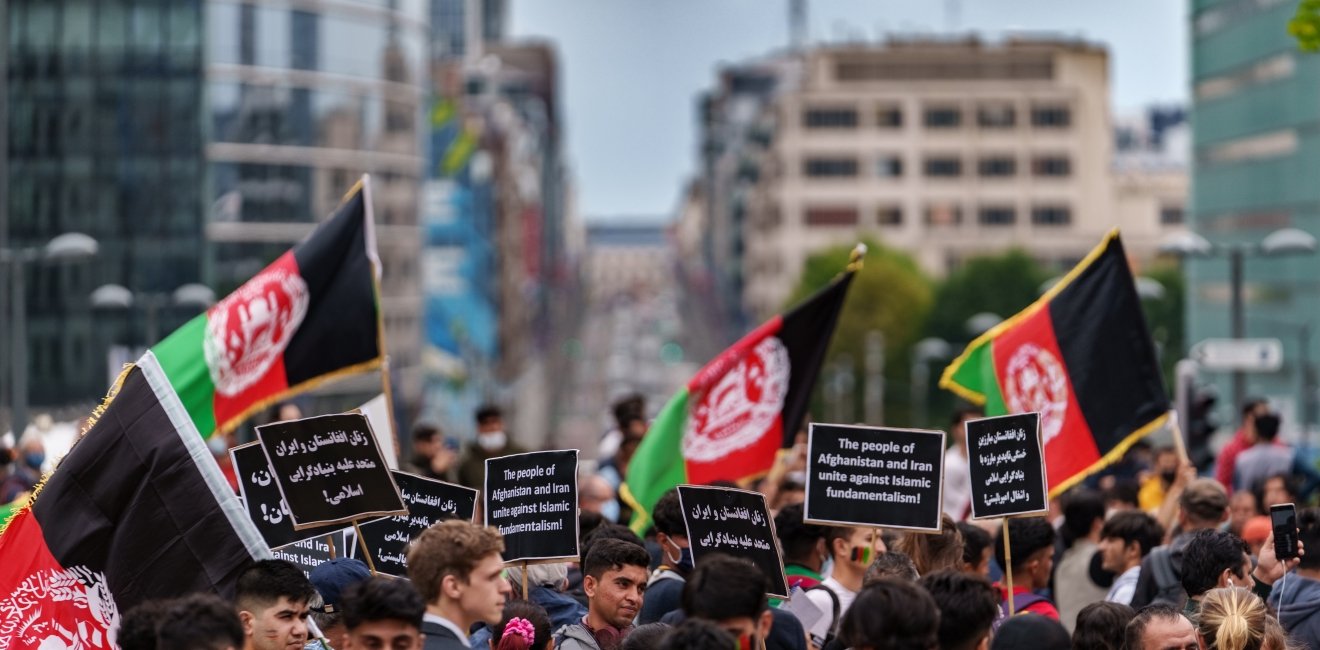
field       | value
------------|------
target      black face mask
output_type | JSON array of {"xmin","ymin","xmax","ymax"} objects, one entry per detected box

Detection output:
[{"xmin": 1160, "ymin": 470, "xmax": 1178, "ymax": 484}]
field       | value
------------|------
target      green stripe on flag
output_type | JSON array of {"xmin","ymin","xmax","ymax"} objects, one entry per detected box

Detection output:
[
  {"xmin": 151, "ymin": 314, "xmax": 218, "ymax": 438},
  {"xmin": 944, "ymin": 340, "xmax": 1008, "ymax": 416},
  {"xmin": 622, "ymin": 388, "xmax": 690, "ymax": 535}
]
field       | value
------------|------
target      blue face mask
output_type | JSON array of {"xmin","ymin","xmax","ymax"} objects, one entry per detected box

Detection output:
[{"xmin": 23, "ymin": 452, "xmax": 45, "ymax": 471}]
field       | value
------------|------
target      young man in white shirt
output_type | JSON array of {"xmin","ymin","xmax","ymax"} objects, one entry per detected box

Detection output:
[
  {"xmin": 822, "ymin": 526, "xmax": 884, "ymax": 616},
  {"xmin": 1098, "ymin": 510, "xmax": 1165, "ymax": 605}
]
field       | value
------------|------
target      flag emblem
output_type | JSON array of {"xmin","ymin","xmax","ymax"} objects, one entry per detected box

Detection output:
[
  {"xmin": 1002, "ymin": 342, "xmax": 1069, "ymax": 444},
  {"xmin": 204, "ymin": 255, "xmax": 311, "ymax": 397},
  {"xmin": 684, "ymin": 336, "xmax": 790, "ymax": 463},
  {"xmin": 0, "ymin": 566, "xmax": 120, "ymax": 649}
]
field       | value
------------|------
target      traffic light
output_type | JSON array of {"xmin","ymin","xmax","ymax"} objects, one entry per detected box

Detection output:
[{"xmin": 1186, "ymin": 386, "xmax": 1220, "ymax": 472}]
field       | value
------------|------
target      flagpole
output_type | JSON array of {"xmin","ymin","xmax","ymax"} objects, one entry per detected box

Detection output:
[
  {"xmin": 1002, "ymin": 518, "xmax": 1015, "ymax": 616},
  {"xmin": 1166, "ymin": 410, "xmax": 1191, "ymax": 465}
]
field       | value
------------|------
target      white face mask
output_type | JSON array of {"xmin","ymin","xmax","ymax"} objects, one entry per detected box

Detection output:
[{"xmin": 477, "ymin": 431, "xmax": 507, "ymax": 451}]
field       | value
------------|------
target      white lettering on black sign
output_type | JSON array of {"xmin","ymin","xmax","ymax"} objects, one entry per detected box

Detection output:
[
  {"xmin": 678, "ymin": 485, "xmax": 789, "ymax": 598},
  {"xmin": 484, "ymin": 450, "xmax": 580, "ymax": 563},
  {"xmin": 356, "ymin": 471, "xmax": 478, "ymax": 578},
  {"xmin": 966, "ymin": 412, "xmax": 1049, "ymax": 519},
  {"xmin": 805, "ymin": 423, "xmax": 945, "ymax": 531},
  {"xmin": 231, "ymin": 442, "xmax": 345, "ymax": 548}
]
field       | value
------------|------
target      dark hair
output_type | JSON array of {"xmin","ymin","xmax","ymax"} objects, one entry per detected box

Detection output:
[
  {"xmin": 1061, "ymin": 489, "xmax": 1107, "ymax": 548},
  {"xmin": 836, "ymin": 579, "xmax": 939, "ymax": 650},
  {"xmin": 583, "ymin": 537, "xmax": 651, "ymax": 580},
  {"xmin": 864, "ymin": 550, "xmax": 919, "ymax": 584},
  {"xmin": 824, "ymin": 525, "xmax": 858, "ymax": 556},
  {"xmin": 412, "ymin": 423, "xmax": 439, "ymax": 442},
  {"xmin": 682, "ymin": 554, "xmax": 770, "ymax": 621},
  {"xmin": 1254, "ymin": 473, "xmax": 1299, "ymax": 506},
  {"xmin": 1125, "ymin": 604, "xmax": 1186, "ymax": 650},
  {"xmin": 492, "ymin": 600, "xmax": 552, "ymax": 650},
  {"xmin": 951, "ymin": 407, "xmax": 983, "ymax": 426},
  {"xmin": 1105, "ymin": 480, "xmax": 1141, "ymax": 509},
  {"xmin": 476, "ymin": 404, "xmax": 503, "ymax": 424},
  {"xmin": 119, "ymin": 600, "xmax": 172, "ymax": 650},
  {"xmin": 579, "ymin": 523, "xmax": 646, "ymax": 567},
  {"xmin": 774, "ymin": 503, "xmax": 827, "ymax": 563},
  {"xmin": 236, "ymin": 559, "xmax": 317, "ymax": 613},
  {"xmin": 623, "ymin": 623, "xmax": 673, "ymax": 650},
  {"xmin": 579, "ymin": 510, "xmax": 605, "ymax": 541},
  {"xmin": 612, "ymin": 394, "xmax": 646, "ymax": 429},
  {"xmin": 1299, "ymin": 508, "xmax": 1320, "ymax": 570},
  {"xmin": 339, "ymin": 577, "xmax": 425, "ymax": 631},
  {"xmin": 1255, "ymin": 413, "xmax": 1280, "ymax": 442},
  {"xmin": 156, "ymin": 594, "xmax": 244, "ymax": 650},
  {"xmin": 1181, "ymin": 529, "xmax": 1249, "ymax": 598},
  {"xmin": 994, "ymin": 517, "xmax": 1055, "ymax": 573},
  {"xmin": 652, "ymin": 489, "xmax": 686, "ymax": 538},
  {"xmin": 1099, "ymin": 511, "xmax": 1165, "ymax": 557},
  {"xmin": 1242, "ymin": 398, "xmax": 1267, "ymax": 419},
  {"xmin": 1072, "ymin": 601, "xmax": 1135, "ymax": 650},
  {"xmin": 958, "ymin": 521, "xmax": 992, "ymax": 569},
  {"xmin": 918, "ymin": 570, "xmax": 997, "ymax": 650},
  {"xmin": 660, "ymin": 618, "xmax": 734, "ymax": 650}
]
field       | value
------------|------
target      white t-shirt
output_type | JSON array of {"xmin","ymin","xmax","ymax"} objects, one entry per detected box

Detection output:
[
  {"xmin": 821, "ymin": 576, "xmax": 858, "ymax": 618},
  {"xmin": 943, "ymin": 446, "xmax": 971, "ymax": 519}
]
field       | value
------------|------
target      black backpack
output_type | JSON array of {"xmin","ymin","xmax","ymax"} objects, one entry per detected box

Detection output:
[{"xmin": 1145, "ymin": 546, "xmax": 1188, "ymax": 609}]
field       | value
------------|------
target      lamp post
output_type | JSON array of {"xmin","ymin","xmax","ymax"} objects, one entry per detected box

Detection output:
[
  {"xmin": 90, "ymin": 283, "xmax": 217, "ymax": 347},
  {"xmin": 1, "ymin": 233, "xmax": 99, "ymax": 437},
  {"xmin": 1159, "ymin": 228, "xmax": 1318, "ymax": 412},
  {"xmin": 912, "ymin": 337, "xmax": 954, "ymax": 428}
]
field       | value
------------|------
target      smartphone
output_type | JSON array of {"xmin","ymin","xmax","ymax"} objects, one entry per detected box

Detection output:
[{"xmin": 1271, "ymin": 503, "xmax": 1299, "ymax": 560}]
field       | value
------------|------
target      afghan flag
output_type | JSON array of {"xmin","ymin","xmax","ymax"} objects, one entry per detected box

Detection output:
[
  {"xmin": 939, "ymin": 230, "xmax": 1170, "ymax": 496},
  {"xmin": 0, "ymin": 352, "xmax": 270, "ymax": 648},
  {"xmin": 152, "ymin": 176, "xmax": 384, "ymax": 439},
  {"xmin": 623, "ymin": 263, "xmax": 855, "ymax": 534}
]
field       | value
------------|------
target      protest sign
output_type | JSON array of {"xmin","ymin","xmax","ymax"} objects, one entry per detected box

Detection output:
[
  {"xmin": 257, "ymin": 413, "xmax": 407, "ymax": 529},
  {"xmin": 677, "ymin": 485, "xmax": 789, "ymax": 598},
  {"xmin": 965, "ymin": 412, "xmax": 1048, "ymax": 519},
  {"xmin": 271, "ymin": 537, "xmax": 335, "ymax": 577},
  {"xmin": 484, "ymin": 450, "xmax": 580, "ymax": 563},
  {"xmin": 231, "ymin": 442, "xmax": 345, "ymax": 548},
  {"xmin": 356, "ymin": 471, "xmax": 479, "ymax": 578},
  {"xmin": 804, "ymin": 423, "xmax": 945, "ymax": 532}
]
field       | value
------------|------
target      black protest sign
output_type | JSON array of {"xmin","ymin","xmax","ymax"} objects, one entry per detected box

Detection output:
[
  {"xmin": 231, "ymin": 442, "xmax": 344, "ymax": 548},
  {"xmin": 804, "ymin": 423, "xmax": 945, "ymax": 532},
  {"xmin": 257, "ymin": 413, "xmax": 407, "ymax": 529},
  {"xmin": 356, "ymin": 471, "xmax": 479, "ymax": 578},
  {"xmin": 965, "ymin": 412, "xmax": 1049, "ymax": 519},
  {"xmin": 270, "ymin": 536, "xmax": 335, "ymax": 578},
  {"xmin": 484, "ymin": 450, "xmax": 580, "ymax": 563},
  {"xmin": 677, "ymin": 485, "xmax": 789, "ymax": 598}
]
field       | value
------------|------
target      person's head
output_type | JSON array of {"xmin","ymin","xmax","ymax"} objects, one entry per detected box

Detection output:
[
  {"xmin": 1061, "ymin": 489, "xmax": 1107, "ymax": 546},
  {"xmin": 623, "ymin": 622, "xmax": 672, "ymax": 650},
  {"xmin": 1298, "ymin": 508, "xmax": 1320, "ymax": 572},
  {"xmin": 1071, "ymin": 601, "xmax": 1135, "ymax": 650},
  {"xmin": 652, "ymin": 489, "xmax": 690, "ymax": 564},
  {"xmin": 1258, "ymin": 474, "xmax": 1298, "ymax": 510},
  {"xmin": 578, "ymin": 473, "xmax": 615, "ymax": 515},
  {"xmin": 1181, "ymin": 529, "xmax": 1251, "ymax": 600},
  {"xmin": 1099, "ymin": 511, "xmax": 1165, "ymax": 574},
  {"xmin": 990, "ymin": 614, "xmax": 1070, "ymax": 650},
  {"xmin": 491, "ymin": 600, "xmax": 553, "ymax": 650},
  {"xmin": 275, "ymin": 402, "xmax": 303, "ymax": 422},
  {"xmin": 579, "ymin": 523, "xmax": 646, "ymax": 568},
  {"xmin": 1195, "ymin": 587, "xmax": 1283, "ymax": 650},
  {"xmin": 1105, "ymin": 479, "xmax": 1141, "ymax": 513},
  {"xmin": 950, "ymin": 407, "xmax": 984, "ymax": 447},
  {"xmin": 994, "ymin": 517, "xmax": 1055, "ymax": 589},
  {"xmin": 1241, "ymin": 398, "xmax": 1268, "ymax": 441},
  {"xmin": 582, "ymin": 537, "xmax": 651, "ymax": 629},
  {"xmin": 16, "ymin": 431, "xmax": 44, "ymax": 471},
  {"xmin": 1125, "ymin": 605, "xmax": 1198, "ymax": 650},
  {"xmin": 893, "ymin": 514, "xmax": 963, "ymax": 576},
  {"xmin": 918, "ymin": 570, "xmax": 997, "ymax": 650},
  {"xmin": 773, "ymin": 503, "xmax": 828, "ymax": 570},
  {"xmin": 309, "ymin": 558, "xmax": 372, "ymax": 617},
  {"xmin": 406, "ymin": 520, "xmax": 510, "ymax": 628},
  {"xmin": 1253, "ymin": 412, "xmax": 1280, "ymax": 444},
  {"xmin": 682, "ymin": 555, "xmax": 773, "ymax": 647},
  {"xmin": 337, "ymin": 577, "xmax": 425, "ymax": 650},
  {"xmin": 1228, "ymin": 491, "xmax": 1259, "ymax": 536},
  {"xmin": 826, "ymin": 526, "xmax": 884, "ymax": 574},
  {"xmin": 476, "ymin": 405, "xmax": 504, "ymax": 432},
  {"xmin": 864, "ymin": 550, "xmax": 919, "ymax": 584},
  {"xmin": 156, "ymin": 594, "xmax": 245, "ymax": 650},
  {"xmin": 234, "ymin": 560, "xmax": 317, "ymax": 650},
  {"xmin": 770, "ymin": 476, "xmax": 807, "ymax": 511},
  {"xmin": 612, "ymin": 394, "xmax": 645, "ymax": 430},
  {"xmin": 836, "ymin": 579, "xmax": 939, "ymax": 650},
  {"xmin": 505, "ymin": 562, "xmax": 570, "ymax": 596},
  {"xmin": 1153, "ymin": 446, "xmax": 1180, "ymax": 482},
  {"xmin": 1179, "ymin": 478, "xmax": 1230, "ymax": 529},
  {"xmin": 119, "ymin": 600, "xmax": 172, "ymax": 650},
  {"xmin": 412, "ymin": 423, "xmax": 440, "ymax": 458},
  {"xmin": 659, "ymin": 618, "xmax": 735, "ymax": 650},
  {"xmin": 957, "ymin": 522, "xmax": 993, "ymax": 577}
]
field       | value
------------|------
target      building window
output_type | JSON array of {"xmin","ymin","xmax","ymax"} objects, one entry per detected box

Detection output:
[
  {"xmin": 876, "ymin": 106, "xmax": 903, "ymax": 128},
  {"xmin": 805, "ymin": 206, "xmax": 859, "ymax": 226},
  {"xmin": 924, "ymin": 157, "xmax": 962, "ymax": 177},
  {"xmin": 1032, "ymin": 156, "xmax": 1071, "ymax": 177},
  {"xmin": 803, "ymin": 157, "xmax": 859, "ymax": 178},
  {"xmin": 1160, "ymin": 205, "xmax": 1185, "ymax": 225},
  {"xmin": 925, "ymin": 203, "xmax": 963, "ymax": 226},
  {"xmin": 804, "ymin": 107, "xmax": 858, "ymax": 128},
  {"xmin": 877, "ymin": 206, "xmax": 902, "ymax": 226},
  {"xmin": 978, "ymin": 157, "xmax": 1016, "ymax": 177},
  {"xmin": 978, "ymin": 206, "xmax": 1016, "ymax": 226},
  {"xmin": 924, "ymin": 106, "xmax": 962, "ymax": 128},
  {"xmin": 978, "ymin": 105, "xmax": 1016, "ymax": 128},
  {"xmin": 876, "ymin": 155, "xmax": 903, "ymax": 178},
  {"xmin": 1031, "ymin": 105, "xmax": 1071, "ymax": 128},
  {"xmin": 1032, "ymin": 206, "xmax": 1072, "ymax": 226}
]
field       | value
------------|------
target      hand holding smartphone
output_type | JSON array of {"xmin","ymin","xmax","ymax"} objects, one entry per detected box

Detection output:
[{"xmin": 1272, "ymin": 503, "xmax": 1299, "ymax": 560}]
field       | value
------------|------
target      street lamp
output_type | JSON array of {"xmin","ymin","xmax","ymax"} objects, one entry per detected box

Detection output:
[
  {"xmin": 912, "ymin": 337, "xmax": 954, "ymax": 428},
  {"xmin": 90, "ymin": 283, "xmax": 217, "ymax": 345},
  {"xmin": 1, "ymin": 233, "xmax": 99, "ymax": 437},
  {"xmin": 1159, "ymin": 227, "xmax": 1319, "ymax": 411}
]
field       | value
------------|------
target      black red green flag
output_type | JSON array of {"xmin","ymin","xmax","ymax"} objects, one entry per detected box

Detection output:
[
  {"xmin": 152, "ymin": 176, "xmax": 383, "ymax": 438},
  {"xmin": 939, "ymin": 230, "xmax": 1170, "ymax": 496},
  {"xmin": 623, "ymin": 255, "xmax": 857, "ymax": 534},
  {"xmin": 0, "ymin": 353, "xmax": 270, "ymax": 648}
]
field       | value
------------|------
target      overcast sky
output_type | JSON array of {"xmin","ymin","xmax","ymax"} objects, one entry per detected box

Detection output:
[{"xmin": 509, "ymin": 0, "xmax": 1188, "ymax": 220}]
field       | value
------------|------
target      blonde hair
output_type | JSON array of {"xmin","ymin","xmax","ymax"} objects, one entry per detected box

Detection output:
[
  {"xmin": 893, "ymin": 514, "xmax": 964, "ymax": 576},
  {"xmin": 1196, "ymin": 587, "xmax": 1287, "ymax": 650}
]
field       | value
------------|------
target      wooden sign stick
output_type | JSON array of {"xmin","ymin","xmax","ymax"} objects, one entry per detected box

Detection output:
[
  {"xmin": 353, "ymin": 520, "xmax": 379, "ymax": 575},
  {"xmin": 325, "ymin": 535, "xmax": 337, "ymax": 560},
  {"xmin": 1002, "ymin": 518, "xmax": 1014, "ymax": 616},
  {"xmin": 522, "ymin": 561, "xmax": 530, "ymax": 599}
]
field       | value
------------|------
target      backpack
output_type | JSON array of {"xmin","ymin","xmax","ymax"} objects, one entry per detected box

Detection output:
[
  {"xmin": 992, "ymin": 592, "xmax": 1050, "ymax": 632},
  {"xmin": 1146, "ymin": 546, "xmax": 1188, "ymax": 609},
  {"xmin": 802, "ymin": 583, "xmax": 841, "ymax": 647}
]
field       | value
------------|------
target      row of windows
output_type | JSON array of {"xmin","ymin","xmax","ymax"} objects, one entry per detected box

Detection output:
[
  {"xmin": 802, "ymin": 155, "xmax": 1072, "ymax": 179},
  {"xmin": 802, "ymin": 205, "xmax": 1074, "ymax": 227},
  {"xmin": 803, "ymin": 104, "xmax": 1071, "ymax": 130}
]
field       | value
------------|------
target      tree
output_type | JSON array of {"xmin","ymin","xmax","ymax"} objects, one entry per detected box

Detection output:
[
  {"xmin": 787, "ymin": 239, "xmax": 934, "ymax": 425},
  {"xmin": 1139, "ymin": 261, "xmax": 1186, "ymax": 389},
  {"xmin": 924, "ymin": 249, "xmax": 1052, "ymax": 345}
]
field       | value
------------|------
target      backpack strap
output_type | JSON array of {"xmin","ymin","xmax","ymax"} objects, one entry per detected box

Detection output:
[{"xmin": 1001, "ymin": 592, "xmax": 1049, "ymax": 618}]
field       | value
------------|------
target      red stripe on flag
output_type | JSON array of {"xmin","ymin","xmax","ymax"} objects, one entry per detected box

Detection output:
[
  {"xmin": 0, "ymin": 510, "xmax": 116, "ymax": 648},
  {"xmin": 210, "ymin": 252, "xmax": 301, "ymax": 428},
  {"xmin": 990, "ymin": 306, "xmax": 1101, "ymax": 490}
]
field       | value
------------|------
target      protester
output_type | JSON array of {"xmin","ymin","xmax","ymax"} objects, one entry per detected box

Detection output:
[
  {"xmin": 469, "ymin": 563, "xmax": 586, "ymax": 648},
  {"xmin": 337, "ymin": 577, "xmax": 426, "ymax": 650},
  {"xmin": 833, "ymin": 579, "xmax": 939, "ymax": 650},
  {"xmin": 1215, "ymin": 398, "xmax": 1269, "ymax": 492},
  {"xmin": 155, "ymin": 593, "xmax": 245, "ymax": 650},
  {"xmin": 408, "ymin": 423, "xmax": 457, "ymax": 482},
  {"xmin": 569, "ymin": 523, "xmax": 647, "ymax": 607},
  {"xmin": 235, "ymin": 560, "xmax": 316, "ymax": 650},
  {"xmin": 658, "ymin": 618, "xmax": 735, "ymax": 650},
  {"xmin": 894, "ymin": 514, "xmax": 963, "ymax": 577},
  {"xmin": 1123, "ymin": 605, "xmax": 1199, "ymax": 650},
  {"xmin": 308, "ymin": 558, "xmax": 372, "ymax": 649},
  {"xmin": 554, "ymin": 538, "xmax": 650, "ymax": 650},
  {"xmin": 1138, "ymin": 446, "xmax": 1181, "ymax": 512},
  {"xmin": 491, "ymin": 600, "xmax": 554, "ymax": 650},
  {"xmin": 407, "ymin": 520, "xmax": 511, "ymax": 650},
  {"xmin": 119, "ymin": 600, "xmax": 173, "ymax": 650},
  {"xmin": 1129, "ymin": 478, "xmax": 1229, "ymax": 609},
  {"xmin": 772, "ymin": 502, "xmax": 838, "ymax": 643},
  {"xmin": 0, "ymin": 432, "xmax": 44, "ymax": 503},
  {"xmin": 578, "ymin": 474, "xmax": 617, "ymax": 519},
  {"xmin": 1196, "ymin": 587, "xmax": 1290, "ymax": 650},
  {"xmin": 1104, "ymin": 480, "xmax": 1141, "ymax": 515},
  {"xmin": 621, "ymin": 623, "xmax": 671, "ymax": 650},
  {"xmin": 458, "ymin": 405, "xmax": 526, "ymax": 489},
  {"xmin": 1071, "ymin": 601, "xmax": 1134, "ymax": 650},
  {"xmin": 1180, "ymin": 529, "xmax": 1253, "ymax": 618},
  {"xmin": 994, "ymin": 516, "xmax": 1059, "ymax": 620},
  {"xmin": 989, "ymin": 614, "xmax": 1069, "ymax": 650},
  {"xmin": 1228, "ymin": 490, "xmax": 1259, "ymax": 538},
  {"xmin": 673, "ymin": 554, "xmax": 809, "ymax": 650},
  {"xmin": 821, "ymin": 526, "xmax": 883, "ymax": 618},
  {"xmin": 1098, "ymin": 511, "xmax": 1164, "ymax": 605},
  {"xmin": 1273, "ymin": 507, "xmax": 1320, "ymax": 646},
  {"xmin": 918, "ymin": 570, "xmax": 997, "ymax": 650},
  {"xmin": 597, "ymin": 394, "xmax": 645, "ymax": 464},
  {"xmin": 1053, "ymin": 489, "xmax": 1109, "ymax": 630},
  {"xmin": 1257, "ymin": 473, "xmax": 1300, "ymax": 511},
  {"xmin": 943, "ymin": 407, "xmax": 983, "ymax": 520},
  {"xmin": 1235, "ymin": 411, "xmax": 1320, "ymax": 499},
  {"xmin": 958, "ymin": 521, "xmax": 993, "ymax": 577},
  {"xmin": 639, "ymin": 490, "xmax": 692, "ymax": 624},
  {"xmin": 863, "ymin": 550, "xmax": 919, "ymax": 584}
]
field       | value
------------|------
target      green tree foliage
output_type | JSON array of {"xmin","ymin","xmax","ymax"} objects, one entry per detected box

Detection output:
[
  {"xmin": 1139, "ymin": 261, "xmax": 1186, "ymax": 389},
  {"xmin": 924, "ymin": 249, "xmax": 1052, "ymax": 345},
  {"xmin": 1291, "ymin": 0, "xmax": 1320, "ymax": 52}
]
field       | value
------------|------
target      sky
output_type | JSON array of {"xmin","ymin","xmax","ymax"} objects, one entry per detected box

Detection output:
[{"xmin": 509, "ymin": 0, "xmax": 1188, "ymax": 220}]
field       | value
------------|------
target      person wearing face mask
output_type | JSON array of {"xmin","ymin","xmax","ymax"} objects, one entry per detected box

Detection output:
[
  {"xmin": 1138, "ymin": 446, "xmax": 1181, "ymax": 512},
  {"xmin": 457, "ymin": 405, "xmax": 526, "ymax": 490},
  {"xmin": 1, "ymin": 433, "xmax": 46, "ymax": 503},
  {"xmin": 638, "ymin": 490, "xmax": 693, "ymax": 624}
]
